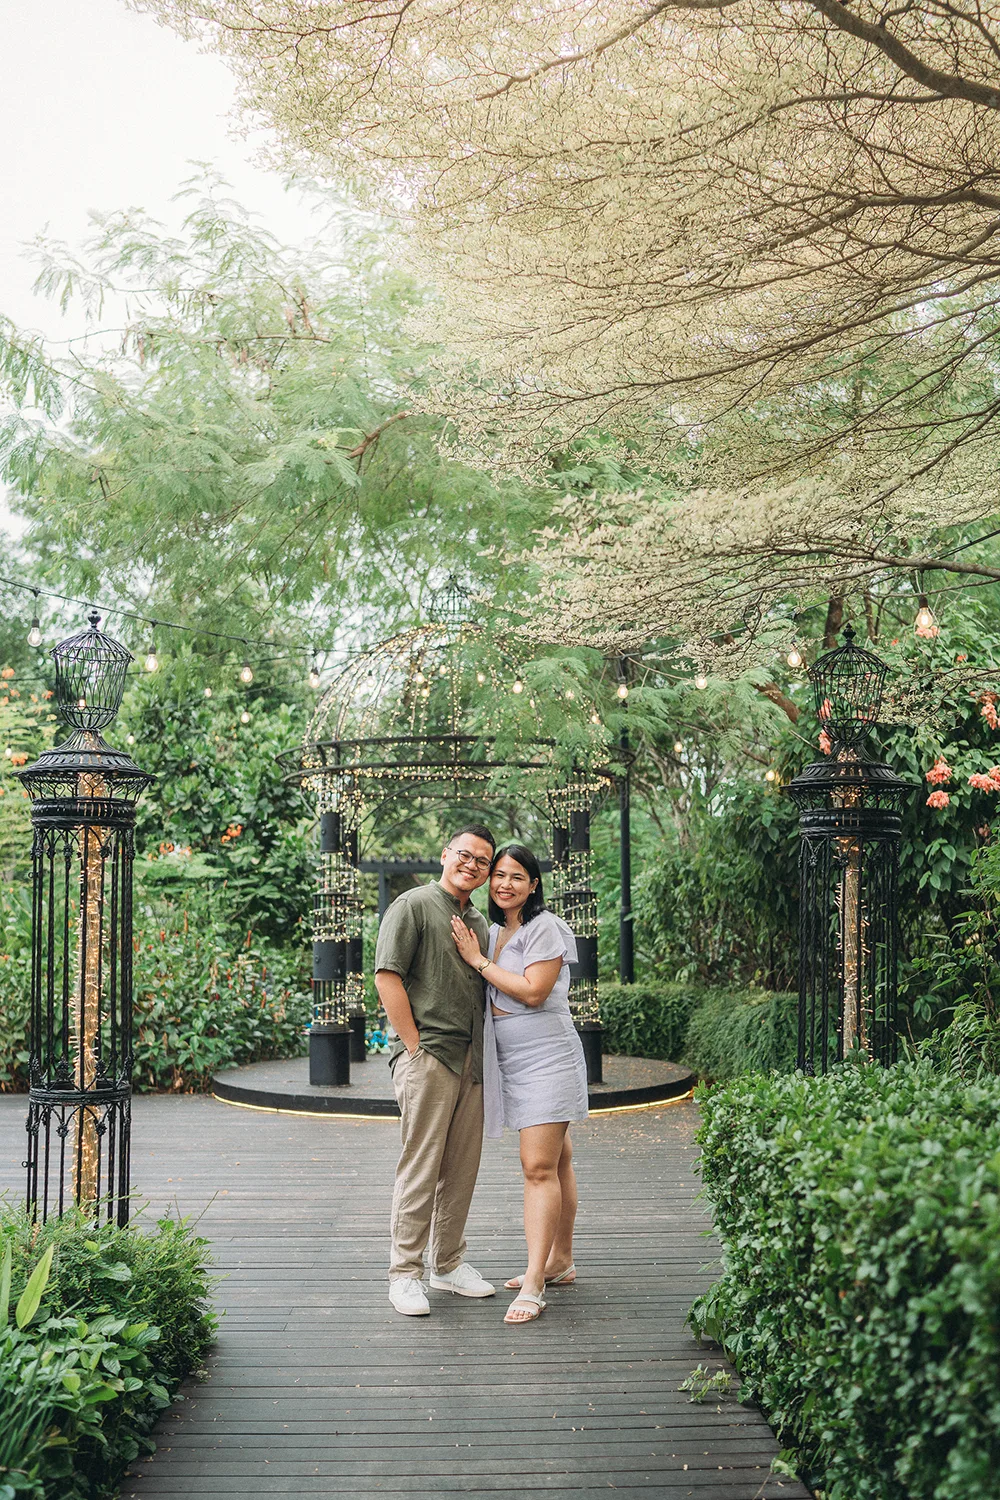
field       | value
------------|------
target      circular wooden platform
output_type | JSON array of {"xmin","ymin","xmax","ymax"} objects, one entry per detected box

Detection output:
[{"xmin": 212, "ymin": 1052, "xmax": 694, "ymax": 1118}]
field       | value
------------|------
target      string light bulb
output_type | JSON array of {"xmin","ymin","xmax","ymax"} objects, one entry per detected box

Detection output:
[
  {"xmin": 765, "ymin": 769, "xmax": 777, "ymax": 782},
  {"xmin": 512, "ymin": 679, "xmax": 524, "ymax": 694},
  {"xmin": 77, "ymin": 696, "xmax": 87, "ymax": 710},
  {"xmin": 203, "ymin": 687, "xmax": 213, "ymax": 698},
  {"xmin": 617, "ymin": 683, "xmax": 629, "ymax": 700},
  {"xmin": 240, "ymin": 709, "xmax": 251, "ymax": 725},
  {"xmin": 915, "ymin": 594, "xmax": 938, "ymax": 637},
  {"xmin": 694, "ymin": 673, "xmax": 708, "ymax": 691},
  {"xmin": 27, "ymin": 616, "xmax": 42, "ymax": 648},
  {"xmin": 673, "ymin": 740, "xmax": 684, "ymax": 754},
  {"xmin": 144, "ymin": 644, "xmax": 159, "ymax": 673},
  {"xmin": 414, "ymin": 671, "xmax": 426, "ymax": 684},
  {"xmin": 438, "ymin": 664, "xmax": 447, "ymax": 677},
  {"xmin": 476, "ymin": 672, "xmax": 486, "ymax": 684},
  {"xmin": 308, "ymin": 661, "xmax": 321, "ymax": 690},
  {"xmin": 125, "ymin": 733, "xmax": 135, "ymax": 745},
  {"xmin": 240, "ymin": 658, "xmax": 254, "ymax": 685},
  {"xmin": 786, "ymin": 645, "xmax": 803, "ymax": 669}
]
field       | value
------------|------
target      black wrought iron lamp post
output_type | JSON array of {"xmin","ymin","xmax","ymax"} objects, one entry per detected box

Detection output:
[
  {"xmin": 549, "ymin": 771, "xmax": 603, "ymax": 1082},
  {"xmin": 16, "ymin": 613, "xmax": 152, "ymax": 1225},
  {"xmin": 785, "ymin": 627, "xmax": 910, "ymax": 1072}
]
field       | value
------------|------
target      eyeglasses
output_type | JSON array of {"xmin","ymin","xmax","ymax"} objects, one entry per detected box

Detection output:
[{"xmin": 449, "ymin": 847, "xmax": 492, "ymax": 872}]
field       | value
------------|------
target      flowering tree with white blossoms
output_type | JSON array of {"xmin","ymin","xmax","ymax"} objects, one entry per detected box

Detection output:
[{"xmin": 136, "ymin": 0, "xmax": 1000, "ymax": 667}]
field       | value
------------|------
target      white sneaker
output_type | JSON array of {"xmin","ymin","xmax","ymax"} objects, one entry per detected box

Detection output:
[
  {"xmin": 430, "ymin": 1262, "xmax": 496, "ymax": 1298},
  {"xmin": 389, "ymin": 1276, "xmax": 430, "ymax": 1316}
]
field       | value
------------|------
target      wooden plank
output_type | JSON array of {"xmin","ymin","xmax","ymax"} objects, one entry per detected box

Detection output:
[{"xmin": 0, "ymin": 1096, "xmax": 812, "ymax": 1500}]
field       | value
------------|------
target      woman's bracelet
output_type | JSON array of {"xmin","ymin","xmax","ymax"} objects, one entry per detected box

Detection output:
[{"xmin": 477, "ymin": 957, "xmax": 491, "ymax": 974}]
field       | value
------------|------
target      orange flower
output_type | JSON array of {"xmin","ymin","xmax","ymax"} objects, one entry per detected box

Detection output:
[
  {"xmin": 0, "ymin": 666, "xmax": 14, "ymax": 680},
  {"xmin": 926, "ymin": 790, "xmax": 950, "ymax": 809},
  {"xmin": 818, "ymin": 729, "xmax": 832, "ymax": 756},
  {"xmin": 925, "ymin": 757, "xmax": 952, "ymax": 785}
]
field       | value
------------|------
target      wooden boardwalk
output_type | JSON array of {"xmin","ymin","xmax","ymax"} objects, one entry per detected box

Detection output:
[{"xmin": 0, "ymin": 1093, "xmax": 809, "ymax": 1499}]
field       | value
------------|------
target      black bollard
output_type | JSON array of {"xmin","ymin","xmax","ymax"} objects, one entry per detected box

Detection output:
[
  {"xmin": 309, "ymin": 1023, "xmax": 351, "ymax": 1086},
  {"xmin": 577, "ymin": 1021, "xmax": 604, "ymax": 1085}
]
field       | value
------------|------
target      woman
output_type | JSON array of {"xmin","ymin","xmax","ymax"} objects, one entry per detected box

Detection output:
[{"xmin": 451, "ymin": 843, "xmax": 588, "ymax": 1325}]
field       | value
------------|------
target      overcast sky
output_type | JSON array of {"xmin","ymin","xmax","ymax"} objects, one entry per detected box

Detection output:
[
  {"xmin": 1, "ymin": 0, "xmax": 321, "ymax": 338},
  {"xmin": 0, "ymin": 0, "xmax": 327, "ymax": 539}
]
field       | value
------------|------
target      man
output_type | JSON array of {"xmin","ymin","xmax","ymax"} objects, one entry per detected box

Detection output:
[{"xmin": 375, "ymin": 825, "xmax": 497, "ymax": 1316}]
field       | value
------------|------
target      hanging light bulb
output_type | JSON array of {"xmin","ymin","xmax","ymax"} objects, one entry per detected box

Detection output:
[
  {"xmin": 673, "ymin": 740, "xmax": 684, "ymax": 755},
  {"xmin": 420, "ymin": 687, "xmax": 430, "ymax": 699},
  {"xmin": 144, "ymin": 644, "xmax": 159, "ymax": 673},
  {"xmin": 512, "ymin": 679, "xmax": 524, "ymax": 694},
  {"xmin": 915, "ymin": 594, "xmax": 937, "ymax": 636},
  {"xmin": 77, "ymin": 696, "xmax": 87, "ymax": 711},
  {"xmin": 125, "ymin": 733, "xmax": 135, "ymax": 745},
  {"xmin": 617, "ymin": 683, "xmax": 629, "ymax": 700},
  {"xmin": 476, "ymin": 672, "xmax": 486, "ymax": 685},
  {"xmin": 240, "ymin": 658, "xmax": 254, "ymax": 685},
  {"xmin": 308, "ymin": 661, "xmax": 321, "ymax": 690},
  {"xmin": 3, "ymin": 746, "xmax": 11, "ymax": 759},
  {"xmin": 786, "ymin": 645, "xmax": 803, "ymax": 670},
  {"xmin": 27, "ymin": 616, "xmax": 42, "ymax": 648},
  {"xmin": 240, "ymin": 709, "xmax": 251, "ymax": 724},
  {"xmin": 438, "ymin": 664, "xmax": 447, "ymax": 677},
  {"xmin": 203, "ymin": 686, "xmax": 213, "ymax": 699},
  {"xmin": 414, "ymin": 671, "xmax": 426, "ymax": 685},
  {"xmin": 765, "ymin": 769, "xmax": 777, "ymax": 782},
  {"xmin": 694, "ymin": 673, "xmax": 708, "ymax": 691}
]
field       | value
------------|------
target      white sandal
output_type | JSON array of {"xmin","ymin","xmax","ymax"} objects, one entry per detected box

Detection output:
[
  {"xmin": 504, "ymin": 1264, "xmax": 576, "ymax": 1290},
  {"xmin": 504, "ymin": 1291, "xmax": 546, "ymax": 1324}
]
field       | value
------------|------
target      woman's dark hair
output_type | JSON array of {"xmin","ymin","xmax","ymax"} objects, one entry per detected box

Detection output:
[{"xmin": 488, "ymin": 843, "xmax": 547, "ymax": 926}]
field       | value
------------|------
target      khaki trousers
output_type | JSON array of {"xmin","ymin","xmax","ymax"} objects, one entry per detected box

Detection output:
[{"xmin": 389, "ymin": 1044, "xmax": 484, "ymax": 1281}]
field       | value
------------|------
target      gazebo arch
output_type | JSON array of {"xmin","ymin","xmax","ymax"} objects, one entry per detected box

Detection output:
[{"xmin": 280, "ymin": 585, "xmax": 614, "ymax": 1085}]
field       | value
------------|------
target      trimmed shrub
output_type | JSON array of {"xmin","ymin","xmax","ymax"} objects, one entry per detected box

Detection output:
[
  {"xmin": 692, "ymin": 1061, "xmax": 1000, "ymax": 1500},
  {"xmin": 0, "ymin": 1204, "xmax": 214, "ymax": 1499},
  {"xmin": 598, "ymin": 981, "xmax": 701, "ymax": 1060},
  {"xmin": 680, "ymin": 987, "xmax": 797, "ymax": 1080},
  {"xmin": 0, "ymin": 887, "xmax": 310, "ymax": 1093},
  {"xmin": 598, "ymin": 979, "xmax": 797, "ymax": 1078}
]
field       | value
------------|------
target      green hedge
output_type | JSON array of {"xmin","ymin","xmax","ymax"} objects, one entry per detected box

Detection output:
[
  {"xmin": 0, "ymin": 1205, "xmax": 214, "ymax": 1499},
  {"xmin": 692, "ymin": 1061, "xmax": 1000, "ymax": 1500},
  {"xmin": 598, "ymin": 982, "xmax": 701, "ymax": 1061},
  {"xmin": 0, "ymin": 886, "xmax": 310, "ymax": 1093},
  {"xmin": 598, "ymin": 979, "xmax": 797, "ymax": 1078},
  {"xmin": 680, "ymin": 987, "xmax": 797, "ymax": 1080}
]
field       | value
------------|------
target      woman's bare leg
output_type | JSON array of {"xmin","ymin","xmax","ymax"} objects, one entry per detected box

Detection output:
[
  {"xmin": 506, "ymin": 1129, "xmax": 578, "ymax": 1288},
  {"xmin": 508, "ymin": 1121, "xmax": 567, "ymax": 1321},
  {"xmin": 549, "ymin": 1129, "xmax": 578, "ymax": 1271}
]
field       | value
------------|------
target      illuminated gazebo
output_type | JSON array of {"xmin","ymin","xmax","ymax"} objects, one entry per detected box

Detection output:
[{"xmin": 280, "ymin": 582, "xmax": 615, "ymax": 1085}]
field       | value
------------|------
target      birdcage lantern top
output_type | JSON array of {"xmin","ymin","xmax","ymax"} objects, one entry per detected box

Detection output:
[
  {"xmin": 425, "ymin": 575, "xmax": 474, "ymax": 628},
  {"xmin": 52, "ymin": 612, "xmax": 133, "ymax": 733},
  {"xmin": 809, "ymin": 625, "xmax": 888, "ymax": 747}
]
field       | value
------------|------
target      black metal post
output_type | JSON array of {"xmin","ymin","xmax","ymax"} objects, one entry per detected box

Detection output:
[
  {"xmin": 16, "ymin": 613, "xmax": 152, "ymax": 1226},
  {"xmin": 616, "ymin": 658, "xmax": 634, "ymax": 984},
  {"xmin": 785, "ymin": 628, "xmax": 910, "ymax": 1073}
]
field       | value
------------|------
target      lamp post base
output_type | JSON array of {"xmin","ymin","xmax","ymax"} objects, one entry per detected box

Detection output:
[
  {"xmin": 309, "ymin": 1025, "xmax": 351, "ymax": 1086},
  {"xmin": 576, "ymin": 1021, "xmax": 604, "ymax": 1085},
  {"xmin": 349, "ymin": 1013, "xmax": 368, "ymax": 1063}
]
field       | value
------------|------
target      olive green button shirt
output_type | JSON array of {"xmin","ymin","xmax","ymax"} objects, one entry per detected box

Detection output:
[{"xmin": 375, "ymin": 881, "xmax": 489, "ymax": 1080}]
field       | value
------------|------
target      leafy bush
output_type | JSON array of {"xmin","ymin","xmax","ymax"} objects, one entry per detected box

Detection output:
[
  {"xmin": 680, "ymin": 986, "xmax": 798, "ymax": 1080},
  {"xmin": 598, "ymin": 981, "xmax": 700, "ymax": 1060},
  {"xmin": 0, "ymin": 887, "xmax": 310, "ymax": 1093},
  {"xmin": 598, "ymin": 979, "xmax": 797, "ymax": 1078},
  {"xmin": 0, "ymin": 1205, "xmax": 214, "ymax": 1499},
  {"xmin": 692, "ymin": 1061, "xmax": 1000, "ymax": 1500}
]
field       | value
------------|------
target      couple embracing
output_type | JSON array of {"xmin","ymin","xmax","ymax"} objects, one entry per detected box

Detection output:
[{"xmin": 374, "ymin": 825, "xmax": 588, "ymax": 1325}]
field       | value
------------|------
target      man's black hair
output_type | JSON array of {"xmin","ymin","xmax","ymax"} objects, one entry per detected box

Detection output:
[
  {"xmin": 447, "ymin": 823, "xmax": 496, "ymax": 851},
  {"xmin": 488, "ymin": 843, "xmax": 547, "ymax": 926}
]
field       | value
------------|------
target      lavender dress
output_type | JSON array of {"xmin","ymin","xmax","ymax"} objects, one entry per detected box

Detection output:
[{"xmin": 483, "ymin": 910, "xmax": 589, "ymax": 1138}]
